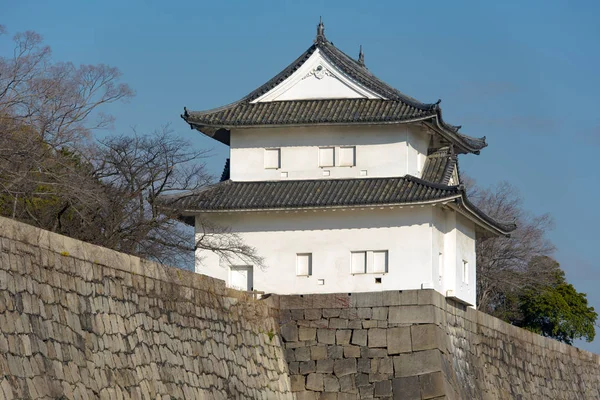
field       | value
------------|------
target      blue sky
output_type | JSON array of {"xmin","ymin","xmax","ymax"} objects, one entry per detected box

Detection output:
[{"xmin": 3, "ymin": 0, "xmax": 599, "ymax": 352}]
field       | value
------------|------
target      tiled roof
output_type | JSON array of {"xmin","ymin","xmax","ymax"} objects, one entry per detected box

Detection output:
[
  {"xmin": 421, "ymin": 147, "xmax": 457, "ymax": 185},
  {"xmin": 182, "ymin": 28, "xmax": 487, "ymax": 154},
  {"xmin": 220, "ymin": 158, "xmax": 230, "ymax": 182},
  {"xmin": 164, "ymin": 176, "xmax": 516, "ymax": 235},
  {"xmin": 186, "ymin": 99, "xmax": 436, "ymax": 127},
  {"xmin": 165, "ymin": 176, "xmax": 461, "ymax": 212}
]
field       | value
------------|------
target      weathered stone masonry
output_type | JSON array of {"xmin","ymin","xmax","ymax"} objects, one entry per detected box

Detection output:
[
  {"xmin": 1, "ymin": 215, "xmax": 600, "ymax": 399},
  {"xmin": 271, "ymin": 291, "xmax": 600, "ymax": 399},
  {"xmin": 0, "ymin": 216, "xmax": 292, "ymax": 399}
]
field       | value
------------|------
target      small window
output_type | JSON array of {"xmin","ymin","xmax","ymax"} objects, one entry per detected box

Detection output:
[
  {"xmin": 338, "ymin": 146, "xmax": 356, "ymax": 167},
  {"xmin": 462, "ymin": 260, "xmax": 469, "ymax": 284},
  {"xmin": 351, "ymin": 250, "xmax": 387, "ymax": 274},
  {"xmin": 371, "ymin": 251, "xmax": 388, "ymax": 274},
  {"xmin": 438, "ymin": 252, "xmax": 444, "ymax": 279},
  {"xmin": 297, "ymin": 253, "xmax": 312, "ymax": 276},
  {"xmin": 319, "ymin": 147, "xmax": 335, "ymax": 167},
  {"xmin": 264, "ymin": 148, "xmax": 280, "ymax": 169},
  {"xmin": 351, "ymin": 251, "xmax": 366, "ymax": 274}
]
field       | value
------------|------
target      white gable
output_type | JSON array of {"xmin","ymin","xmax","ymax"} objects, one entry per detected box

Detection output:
[{"xmin": 252, "ymin": 49, "xmax": 385, "ymax": 103}]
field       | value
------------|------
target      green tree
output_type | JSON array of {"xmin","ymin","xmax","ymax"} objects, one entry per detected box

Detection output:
[{"xmin": 519, "ymin": 266, "xmax": 597, "ymax": 344}]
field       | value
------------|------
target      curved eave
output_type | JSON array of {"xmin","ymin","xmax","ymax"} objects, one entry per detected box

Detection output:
[{"xmin": 450, "ymin": 194, "xmax": 517, "ymax": 238}]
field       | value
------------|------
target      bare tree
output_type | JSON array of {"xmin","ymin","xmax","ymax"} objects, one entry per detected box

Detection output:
[
  {"xmin": 94, "ymin": 127, "xmax": 263, "ymax": 269},
  {"xmin": 0, "ymin": 26, "xmax": 133, "ymax": 233},
  {"xmin": 0, "ymin": 27, "xmax": 134, "ymax": 147},
  {"xmin": 465, "ymin": 177, "xmax": 556, "ymax": 315}
]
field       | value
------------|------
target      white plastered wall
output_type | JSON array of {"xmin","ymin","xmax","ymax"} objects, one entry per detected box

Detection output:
[
  {"xmin": 194, "ymin": 206, "xmax": 477, "ymax": 303},
  {"xmin": 229, "ymin": 124, "xmax": 430, "ymax": 181},
  {"xmin": 195, "ymin": 207, "xmax": 435, "ymax": 295}
]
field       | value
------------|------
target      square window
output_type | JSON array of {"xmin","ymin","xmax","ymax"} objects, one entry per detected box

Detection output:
[
  {"xmin": 297, "ymin": 253, "xmax": 312, "ymax": 276},
  {"xmin": 264, "ymin": 148, "xmax": 280, "ymax": 169},
  {"xmin": 370, "ymin": 250, "xmax": 388, "ymax": 274},
  {"xmin": 338, "ymin": 146, "xmax": 356, "ymax": 167},
  {"xmin": 319, "ymin": 147, "xmax": 335, "ymax": 167},
  {"xmin": 351, "ymin": 251, "xmax": 366, "ymax": 274},
  {"xmin": 462, "ymin": 260, "xmax": 469, "ymax": 284}
]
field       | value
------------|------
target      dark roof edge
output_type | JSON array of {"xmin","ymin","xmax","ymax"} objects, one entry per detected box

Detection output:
[{"xmin": 452, "ymin": 193, "xmax": 517, "ymax": 237}]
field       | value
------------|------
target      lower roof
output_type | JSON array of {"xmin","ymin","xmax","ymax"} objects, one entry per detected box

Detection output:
[{"xmin": 162, "ymin": 176, "xmax": 516, "ymax": 236}]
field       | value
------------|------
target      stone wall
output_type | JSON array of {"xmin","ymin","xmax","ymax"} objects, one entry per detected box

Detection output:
[
  {"xmin": 273, "ymin": 290, "xmax": 600, "ymax": 399},
  {"xmin": 0, "ymin": 216, "xmax": 292, "ymax": 399},
  {"xmin": 1, "ymin": 215, "xmax": 600, "ymax": 399}
]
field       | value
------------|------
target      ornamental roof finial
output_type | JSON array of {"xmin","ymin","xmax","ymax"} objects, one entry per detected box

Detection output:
[
  {"xmin": 315, "ymin": 16, "xmax": 326, "ymax": 44},
  {"xmin": 358, "ymin": 45, "xmax": 365, "ymax": 66}
]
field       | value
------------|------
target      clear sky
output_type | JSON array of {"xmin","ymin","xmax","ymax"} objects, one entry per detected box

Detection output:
[{"xmin": 3, "ymin": 0, "xmax": 599, "ymax": 353}]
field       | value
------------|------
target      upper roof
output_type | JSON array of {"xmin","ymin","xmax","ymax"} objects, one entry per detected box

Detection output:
[
  {"xmin": 182, "ymin": 20, "xmax": 487, "ymax": 154},
  {"xmin": 163, "ymin": 175, "xmax": 516, "ymax": 236}
]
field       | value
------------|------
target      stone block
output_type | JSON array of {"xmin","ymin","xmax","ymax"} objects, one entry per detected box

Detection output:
[
  {"xmin": 306, "ymin": 373, "xmax": 324, "ymax": 391},
  {"xmin": 358, "ymin": 358, "xmax": 371, "ymax": 373},
  {"xmin": 393, "ymin": 350, "xmax": 442, "ymax": 377},
  {"xmin": 296, "ymin": 347, "xmax": 311, "ymax": 362},
  {"xmin": 372, "ymin": 307, "xmax": 388, "ymax": 320},
  {"xmin": 368, "ymin": 328, "xmax": 387, "ymax": 348},
  {"xmin": 387, "ymin": 327, "xmax": 411, "ymax": 355},
  {"xmin": 388, "ymin": 305, "xmax": 435, "ymax": 324},
  {"xmin": 361, "ymin": 347, "xmax": 387, "ymax": 358},
  {"xmin": 289, "ymin": 361, "xmax": 300, "ymax": 374},
  {"xmin": 392, "ymin": 376, "xmax": 420, "ymax": 399},
  {"xmin": 343, "ymin": 345, "xmax": 361, "ymax": 358},
  {"xmin": 419, "ymin": 371, "xmax": 446, "ymax": 399},
  {"xmin": 358, "ymin": 384, "xmax": 374, "ymax": 398},
  {"xmin": 334, "ymin": 358, "xmax": 357, "ymax": 377},
  {"xmin": 355, "ymin": 373, "xmax": 370, "ymax": 387},
  {"xmin": 291, "ymin": 309, "xmax": 305, "ymax": 320},
  {"xmin": 299, "ymin": 327, "xmax": 317, "ymax": 341},
  {"xmin": 305, "ymin": 308, "xmax": 322, "ymax": 320},
  {"xmin": 411, "ymin": 324, "xmax": 443, "ymax": 352},
  {"xmin": 329, "ymin": 318, "xmax": 348, "ymax": 329},
  {"xmin": 336, "ymin": 330, "xmax": 352, "ymax": 345},
  {"xmin": 374, "ymin": 380, "xmax": 392, "ymax": 397},
  {"xmin": 312, "ymin": 293, "xmax": 351, "ymax": 309},
  {"xmin": 382, "ymin": 290, "xmax": 401, "ymax": 306},
  {"xmin": 317, "ymin": 359, "xmax": 334, "ymax": 373},
  {"xmin": 323, "ymin": 308, "xmax": 341, "ymax": 318},
  {"xmin": 318, "ymin": 329, "xmax": 336, "ymax": 345},
  {"xmin": 339, "ymin": 308, "xmax": 358, "ymax": 319},
  {"xmin": 299, "ymin": 361, "xmax": 316, "ymax": 375},
  {"xmin": 362, "ymin": 320, "xmax": 378, "ymax": 328},
  {"xmin": 351, "ymin": 330, "xmax": 367, "ymax": 347},
  {"xmin": 339, "ymin": 375, "xmax": 357, "ymax": 393},
  {"xmin": 281, "ymin": 323, "xmax": 298, "ymax": 342},
  {"xmin": 399, "ymin": 290, "xmax": 419, "ymax": 305},
  {"xmin": 291, "ymin": 375, "xmax": 306, "ymax": 391},
  {"xmin": 418, "ymin": 289, "xmax": 444, "ymax": 308},
  {"xmin": 350, "ymin": 292, "xmax": 383, "ymax": 308},
  {"xmin": 310, "ymin": 319, "xmax": 330, "ymax": 329},
  {"xmin": 327, "ymin": 345, "xmax": 344, "ymax": 359},
  {"xmin": 323, "ymin": 374, "xmax": 340, "ymax": 392},
  {"xmin": 318, "ymin": 393, "xmax": 338, "ymax": 400},
  {"xmin": 280, "ymin": 295, "xmax": 311, "ymax": 310},
  {"xmin": 311, "ymin": 346, "xmax": 328, "ymax": 361},
  {"xmin": 371, "ymin": 358, "xmax": 393, "ymax": 375},
  {"xmin": 295, "ymin": 391, "xmax": 318, "ymax": 400},
  {"xmin": 357, "ymin": 307, "xmax": 373, "ymax": 319},
  {"xmin": 338, "ymin": 394, "xmax": 359, "ymax": 400},
  {"xmin": 348, "ymin": 320, "xmax": 363, "ymax": 329}
]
